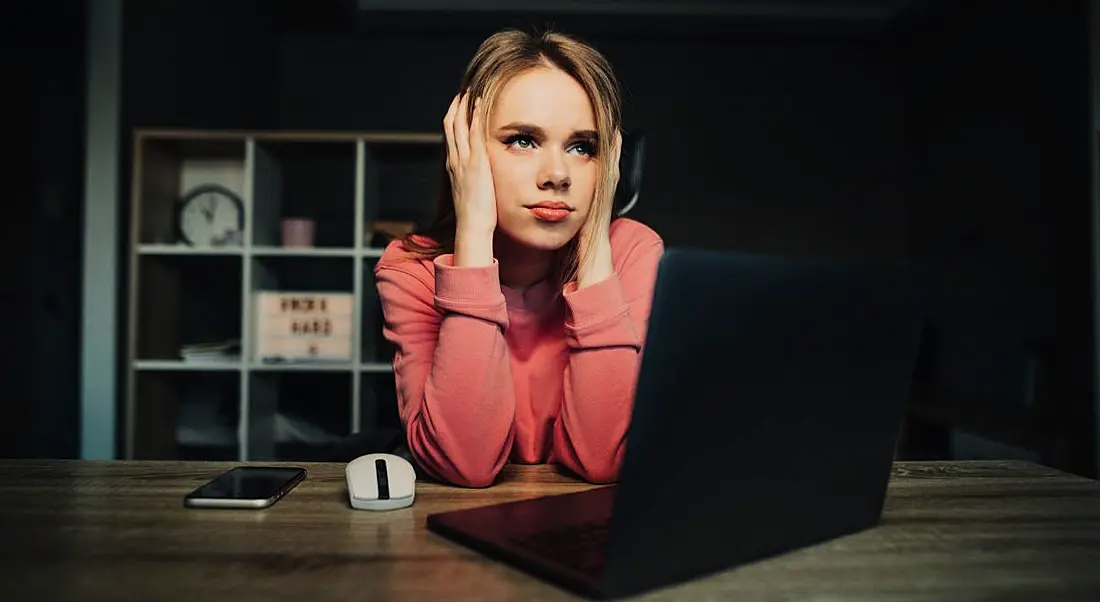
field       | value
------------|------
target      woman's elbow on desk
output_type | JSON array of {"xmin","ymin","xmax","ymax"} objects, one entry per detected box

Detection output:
[
  {"xmin": 558, "ymin": 458, "xmax": 622, "ymax": 485},
  {"xmin": 448, "ymin": 469, "xmax": 503, "ymax": 489},
  {"xmin": 553, "ymin": 437, "xmax": 626, "ymax": 484},
  {"xmin": 577, "ymin": 464, "xmax": 622, "ymax": 485},
  {"xmin": 406, "ymin": 424, "xmax": 511, "ymax": 488},
  {"xmin": 419, "ymin": 458, "xmax": 505, "ymax": 489}
]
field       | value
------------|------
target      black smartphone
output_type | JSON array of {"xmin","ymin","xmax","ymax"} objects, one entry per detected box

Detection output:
[{"xmin": 183, "ymin": 466, "xmax": 307, "ymax": 509}]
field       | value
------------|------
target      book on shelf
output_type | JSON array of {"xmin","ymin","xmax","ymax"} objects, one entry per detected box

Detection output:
[{"xmin": 180, "ymin": 340, "xmax": 241, "ymax": 363}]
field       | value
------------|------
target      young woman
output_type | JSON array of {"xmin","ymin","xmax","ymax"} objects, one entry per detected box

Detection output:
[{"xmin": 374, "ymin": 28, "xmax": 664, "ymax": 488}]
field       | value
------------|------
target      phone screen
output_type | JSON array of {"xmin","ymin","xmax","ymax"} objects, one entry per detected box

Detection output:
[{"xmin": 185, "ymin": 466, "xmax": 306, "ymax": 508}]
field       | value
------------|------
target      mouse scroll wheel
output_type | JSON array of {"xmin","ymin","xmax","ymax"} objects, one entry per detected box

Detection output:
[{"xmin": 375, "ymin": 459, "xmax": 390, "ymax": 500}]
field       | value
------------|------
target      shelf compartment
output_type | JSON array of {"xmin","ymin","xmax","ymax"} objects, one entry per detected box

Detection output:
[
  {"xmin": 251, "ymin": 139, "xmax": 357, "ymax": 249},
  {"xmin": 132, "ymin": 370, "xmax": 241, "ymax": 461},
  {"xmin": 249, "ymin": 256, "xmax": 355, "ymax": 367},
  {"xmin": 134, "ymin": 134, "xmax": 246, "ymax": 247},
  {"xmin": 134, "ymin": 254, "xmax": 242, "ymax": 362},
  {"xmin": 251, "ymin": 255, "xmax": 354, "ymax": 292},
  {"xmin": 359, "ymin": 371, "xmax": 401, "ymax": 438},
  {"xmin": 248, "ymin": 371, "xmax": 351, "ymax": 461},
  {"xmin": 361, "ymin": 140, "xmax": 443, "ymax": 248},
  {"xmin": 360, "ymin": 262, "xmax": 392, "ymax": 366}
]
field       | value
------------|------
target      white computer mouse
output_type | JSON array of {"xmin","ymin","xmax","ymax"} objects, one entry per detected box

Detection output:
[{"xmin": 346, "ymin": 453, "xmax": 416, "ymax": 511}]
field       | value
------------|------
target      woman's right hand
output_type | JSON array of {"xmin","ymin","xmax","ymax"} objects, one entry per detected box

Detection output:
[{"xmin": 444, "ymin": 93, "xmax": 497, "ymax": 265}]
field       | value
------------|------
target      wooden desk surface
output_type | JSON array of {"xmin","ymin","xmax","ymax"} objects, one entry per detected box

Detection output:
[{"xmin": 1, "ymin": 459, "xmax": 1098, "ymax": 601}]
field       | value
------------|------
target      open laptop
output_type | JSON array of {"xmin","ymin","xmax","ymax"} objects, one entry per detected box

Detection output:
[{"xmin": 426, "ymin": 247, "xmax": 926, "ymax": 599}]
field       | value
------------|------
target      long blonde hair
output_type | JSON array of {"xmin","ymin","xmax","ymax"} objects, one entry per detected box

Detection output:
[{"xmin": 401, "ymin": 28, "xmax": 623, "ymax": 287}]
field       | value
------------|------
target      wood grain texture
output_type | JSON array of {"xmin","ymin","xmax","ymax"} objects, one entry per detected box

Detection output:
[{"xmin": 0, "ymin": 460, "xmax": 1098, "ymax": 601}]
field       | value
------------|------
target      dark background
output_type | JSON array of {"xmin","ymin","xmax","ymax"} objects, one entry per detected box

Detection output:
[{"xmin": 4, "ymin": 0, "xmax": 1096, "ymax": 477}]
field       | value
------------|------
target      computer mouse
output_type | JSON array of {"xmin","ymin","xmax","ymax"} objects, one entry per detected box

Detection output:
[{"xmin": 346, "ymin": 453, "xmax": 416, "ymax": 511}]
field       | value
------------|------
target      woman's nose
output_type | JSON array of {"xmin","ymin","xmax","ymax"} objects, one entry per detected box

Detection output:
[{"xmin": 538, "ymin": 151, "xmax": 571, "ymax": 191}]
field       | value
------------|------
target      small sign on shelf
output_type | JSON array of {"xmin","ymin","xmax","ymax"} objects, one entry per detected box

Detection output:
[{"xmin": 253, "ymin": 292, "xmax": 354, "ymax": 363}]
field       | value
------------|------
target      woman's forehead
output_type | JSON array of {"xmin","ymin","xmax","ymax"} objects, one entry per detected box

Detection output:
[{"xmin": 489, "ymin": 67, "xmax": 595, "ymax": 132}]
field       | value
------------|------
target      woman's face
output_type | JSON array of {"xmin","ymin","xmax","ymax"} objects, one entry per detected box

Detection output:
[{"xmin": 486, "ymin": 65, "xmax": 599, "ymax": 252}]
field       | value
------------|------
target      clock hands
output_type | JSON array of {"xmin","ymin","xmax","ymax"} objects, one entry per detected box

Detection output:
[
  {"xmin": 178, "ymin": 184, "xmax": 244, "ymax": 247},
  {"xmin": 199, "ymin": 193, "xmax": 216, "ymax": 223}
]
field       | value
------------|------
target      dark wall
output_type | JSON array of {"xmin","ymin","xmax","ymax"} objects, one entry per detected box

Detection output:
[
  {"xmin": 0, "ymin": 0, "xmax": 85, "ymax": 459},
  {"xmin": 122, "ymin": 0, "xmax": 280, "ymax": 130},
  {"xmin": 276, "ymin": 28, "xmax": 912, "ymax": 262},
  {"xmin": 904, "ymin": 1, "xmax": 1092, "ymax": 471}
]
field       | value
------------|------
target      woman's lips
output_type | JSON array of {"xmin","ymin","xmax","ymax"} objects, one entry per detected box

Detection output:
[{"xmin": 528, "ymin": 207, "xmax": 571, "ymax": 222}]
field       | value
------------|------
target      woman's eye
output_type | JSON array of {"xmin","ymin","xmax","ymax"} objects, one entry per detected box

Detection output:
[
  {"xmin": 506, "ymin": 135, "xmax": 535, "ymax": 149},
  {"xmin": 570, "ymin": 142, "xmax": 596, "ymax": 156},
  {"xmin": 503, "ymin": 135, "xmax": 594, "ymax": 156}
]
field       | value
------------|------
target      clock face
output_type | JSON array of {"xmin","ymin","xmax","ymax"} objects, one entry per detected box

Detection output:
[{"xmin": 179, "ymin": 188, "xmax": 243, "ymax": 246}]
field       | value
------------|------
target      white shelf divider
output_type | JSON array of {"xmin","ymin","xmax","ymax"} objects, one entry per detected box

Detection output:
[
  {"xmin": 351, "ymin": 139, "xmax": 366, "ymax": 435},
  {"xmin": 137, "ymin": 244, "xmax": 242, "ymax": 256},
  {"xmin": 249, "ymin": 362, "xmax": 356, "ymax": 372},
  {"xmin": 245, "ymin": 137, "xmax": 281, "ymax": 461},
  {"xmin": 250, "ymin": 246, "xmax": 356, "ymax": 258},
  {"xmin": 135, "ymin": 360, "xmax": 242, "ymax": 372},
  {"xmin": 238, "ymin": 137, "xmax": 259, "ymax": 461}
]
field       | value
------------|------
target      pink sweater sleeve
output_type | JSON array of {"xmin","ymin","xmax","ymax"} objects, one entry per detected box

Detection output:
[
  {"xmin": 552, "ymin": 232, "xmax": 665, "ymax": 483},
  {"xmin": 374, "ymin": 254, "xmax": 516, "ymax": 488}
]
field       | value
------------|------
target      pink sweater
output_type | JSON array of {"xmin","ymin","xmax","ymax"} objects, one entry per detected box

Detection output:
[{"xmin": 374, "ymin": 217, "xmax": 664, "ymax": 487}]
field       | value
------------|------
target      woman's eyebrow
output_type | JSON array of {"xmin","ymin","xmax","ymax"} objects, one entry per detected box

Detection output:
[
  {"xmin": 498, "ymin": 122, "xmax": 544, "ymax": 136},
  {"xmin": 497, "ymin": 123, "xmax": 599, "ymax": 141}
]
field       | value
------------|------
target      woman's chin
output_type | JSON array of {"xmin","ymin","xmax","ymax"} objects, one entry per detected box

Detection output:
[{"xmin": 498, "ymin": 223, "xmax": 577, "ymax": 252}]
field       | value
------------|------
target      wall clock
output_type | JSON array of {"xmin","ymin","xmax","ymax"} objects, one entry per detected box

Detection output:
[{"xmin": 176, "ymin": 183, "xmax": 245, "ymax": 246}]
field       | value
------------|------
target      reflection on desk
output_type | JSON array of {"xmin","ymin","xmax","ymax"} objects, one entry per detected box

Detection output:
[{"xmin": 1, "ymin": 459, "xmax": 1099, "ymax": 601}]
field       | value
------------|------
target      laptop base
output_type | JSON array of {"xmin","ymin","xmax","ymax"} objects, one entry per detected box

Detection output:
[{"xmin": 427, "ymin": 487, "xmax": 617, "ymax": 599}]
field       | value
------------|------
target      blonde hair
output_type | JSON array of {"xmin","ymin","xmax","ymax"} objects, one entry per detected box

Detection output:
[{"xmin": 401, "ymin": 28, "xmax": 623, "ymax": 287}]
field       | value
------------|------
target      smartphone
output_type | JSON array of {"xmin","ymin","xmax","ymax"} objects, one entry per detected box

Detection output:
[{"xmin": 183, "ymin": 466, "xmax": 307, "ymax": 509}]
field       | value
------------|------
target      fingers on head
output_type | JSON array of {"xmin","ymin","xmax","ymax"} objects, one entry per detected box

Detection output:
[
  {"xmin": 444, "ymin": 93, "xmax": 462, "ymax": 171},
  {"xmin": 444, "ymin": 91, "xmax": 487, "ymax": 169},
  {"xmin": 454, "ymin": 93, "xmax": 472, "ymax": 160},
  {"xmin": 444, "ymin": 93, "xmax": 460, "ymax": 132},
  {"xmin": 470, "ymin": 97, "xmax": 487, "ymax": 147}
]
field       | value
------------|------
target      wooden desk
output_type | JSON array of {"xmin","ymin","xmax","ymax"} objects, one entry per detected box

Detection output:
[{"xmin": 1, "ymin": 460, "xmax": 1099, "ymax": 601}]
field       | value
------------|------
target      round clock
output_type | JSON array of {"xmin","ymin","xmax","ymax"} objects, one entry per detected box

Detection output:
[{"xmin": 176, "ymin": 184, "xmax": 245, "ymax": 246}]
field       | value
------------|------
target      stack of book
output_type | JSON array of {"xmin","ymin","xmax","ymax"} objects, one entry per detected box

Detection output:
[{"xmin": 179, "ymin": 340, "xmax": 240, "ymax": 363}]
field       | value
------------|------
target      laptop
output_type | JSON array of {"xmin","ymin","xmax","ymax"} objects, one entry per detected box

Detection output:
[{"xmin": 426, "ymin": 247, "xmax": 926, "ymax": 599}]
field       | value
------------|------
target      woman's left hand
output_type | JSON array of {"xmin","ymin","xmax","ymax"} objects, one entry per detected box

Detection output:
[{"xmin": 576, "ymin": 131, "xmax": 622, "ymax": 289}]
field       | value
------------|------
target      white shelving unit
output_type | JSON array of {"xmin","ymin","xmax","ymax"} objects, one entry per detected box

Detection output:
[{"xmin": 125, "ymin": 130, "xmax": 442, "ymax": 461}]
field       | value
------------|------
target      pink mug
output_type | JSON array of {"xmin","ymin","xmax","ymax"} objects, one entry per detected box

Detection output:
[{"xmin": 281, "ymin": 218, "xmax": 315, "ymax": 247}]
